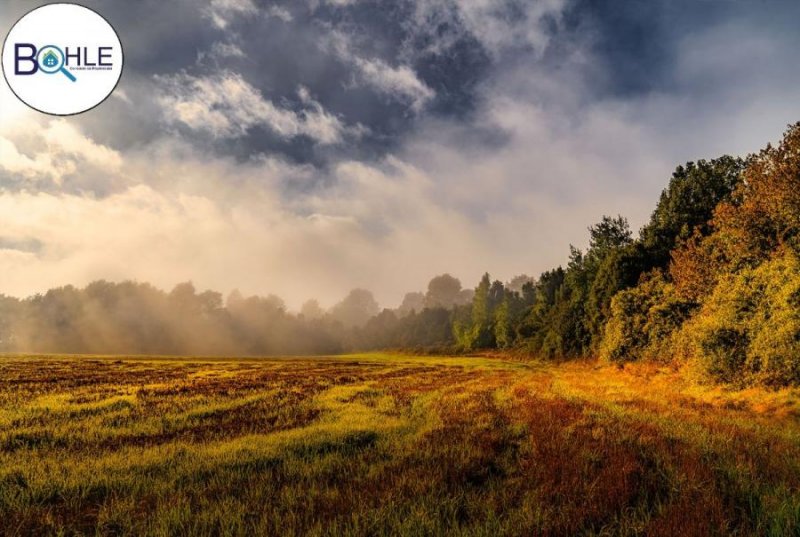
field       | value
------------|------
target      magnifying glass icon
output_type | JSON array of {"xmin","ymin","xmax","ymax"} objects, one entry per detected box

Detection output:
[{"xmin": 36, "ymin": 45, "xmax": 77, "ymax": 82}]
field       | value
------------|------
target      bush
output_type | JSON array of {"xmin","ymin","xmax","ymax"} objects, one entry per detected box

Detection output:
[
  {"xmin": 683, "ymin": 251, "xmax": 800, "ymax": 386},
  {"xmin": 600, "ymin": 271, "xmax": 692, "ymax": 363}
]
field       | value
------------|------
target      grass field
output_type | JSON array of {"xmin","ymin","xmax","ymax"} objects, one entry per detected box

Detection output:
[{"xmin": 2, "ymin": 354, "xmax": 800, "ymax": 536}]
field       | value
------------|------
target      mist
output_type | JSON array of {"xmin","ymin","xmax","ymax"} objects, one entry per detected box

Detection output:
[{"xmin": 0, "ymin": 273, "xmax": 480, "ymax": 355}]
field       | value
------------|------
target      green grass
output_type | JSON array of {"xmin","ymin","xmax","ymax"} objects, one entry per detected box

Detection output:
[{"xmin": 1, "ymin": 354, "xmax": 800, "ymax": 536}]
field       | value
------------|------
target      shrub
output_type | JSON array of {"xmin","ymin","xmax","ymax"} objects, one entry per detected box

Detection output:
[
  {"xmin": 600, "ymin": 271, "xmax": 692, "ymax": 363},
  {"xmin": 683, "ymin": 250, "xmax": 800, "ymax": 385}
]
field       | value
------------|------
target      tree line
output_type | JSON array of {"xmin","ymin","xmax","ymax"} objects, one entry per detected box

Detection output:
[{"xmin": 3, "ymin": 123, "xmax": 800, "ymax": 386}]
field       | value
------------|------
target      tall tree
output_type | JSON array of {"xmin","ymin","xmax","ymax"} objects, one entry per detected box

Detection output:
[
  {"xmin": 424, "ymin": 274, "xmax": 464, "ymax": 309},
  {"xmin": 397, "ymin": 292, "xmax": 425, "ymax": 317},
  {"xmin": 454, "ymin": 273, "xmax": 497, "ymax": 350},
  {"xmin": 640, "ymin": 156, "xmax": 744, "ymax": 269},
  {"xmin": 330, "ymin": 289, "xmax": 380, "ymax": 328},
  {"xmin": 300, "ymin": 299, "xmax": 325, "ymax": 320}
]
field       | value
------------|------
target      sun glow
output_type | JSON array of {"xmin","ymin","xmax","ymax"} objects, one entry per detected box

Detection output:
[{"xmin": 0, "ymin": 82, "xmax": 33, "ymax": 130}]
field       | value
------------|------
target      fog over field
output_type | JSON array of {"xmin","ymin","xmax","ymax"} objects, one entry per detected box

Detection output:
[{"xmin": 2, "ymin": 0, "xmax": 800, "ymax": 308}]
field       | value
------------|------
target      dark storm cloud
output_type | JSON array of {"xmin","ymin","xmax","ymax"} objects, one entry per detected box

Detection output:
[
  {"xmin": 5, "ymin": 0, "xmax": 800, "ymax": 169},
  {"xmin": 2, "ymin": 0, "xmax": 498, "ymax": 167},
  {"xmin": 182, "ymin": 0, "xmax": 493, "ymax": 163},
  {"xmin": 4, "ymin": 0, "xmax": 799, "ymax": 196}
]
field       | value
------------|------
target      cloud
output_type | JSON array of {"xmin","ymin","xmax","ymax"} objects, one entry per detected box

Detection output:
[
  {"xmin": 111, "ymin": 88, "xmax": 133, "ymax": 105},
  {"xmin": 0, "ymin": 151, "xmax": 473, "ymax": 308},
  {"xmin": 0, "ymin": 148, "xmax": 434, "ymax": 307},
  {"xmin": 0, "ymin": 120, "xmax": 122, "ymax": 186},
  {"xmin": 267, "ymin": 6, "xmax": 293, "ymax": 22},
  {"xmin": 0, "ymin": 138, "xmax": 62, "ymax": 181},
  {"xmin": 3, "ymin": 0, "xmax": 800, "ymax": 313},
  {"xmin": 202, "ymin": 1, "xmax": 290, "ymax": 31},
  {"xmin": 407, "ymin": 0, "xmax": 568, "ymax": 57},
  {"xmin": 207, "ymin": 41, "xmax": 246, "ymax": 59},
  {"xmin": 42, "ymin": 121, "xmax": 123, "ymax": 171},
  {"xmin": 353, "ymin": 57, "xmax": 435, "ymax": 113},
  {"xmin": 204, "ymin": 0, "xmax": 257, "ymax": 29},
  {"xmin": 326, "ymin": 30, "xmax": 435, "ymax": 112},
  {"xmin": 156, "ymin": 71, "xmax": 357, "ymax": 144}
]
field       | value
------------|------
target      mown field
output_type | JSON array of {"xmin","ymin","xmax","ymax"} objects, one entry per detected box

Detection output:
[{"xmin": 1, "ymin": 354, "xmax": 800, "ymax": 536}]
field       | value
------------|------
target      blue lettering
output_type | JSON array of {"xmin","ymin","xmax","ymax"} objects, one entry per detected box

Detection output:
[{"xmin": 14, "ymin": 44, "xmax": 38, "ymax": 75}]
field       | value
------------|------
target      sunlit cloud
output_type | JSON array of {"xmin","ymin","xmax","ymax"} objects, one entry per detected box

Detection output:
[{"xmin": 156, "ymin": 71, "xmax": 357, "ymax": 144}]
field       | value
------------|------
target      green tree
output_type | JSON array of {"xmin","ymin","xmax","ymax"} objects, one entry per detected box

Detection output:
[
  {"xmin": 640, "ymin": 156, "xmax": 744, "ymax": 269},
  {"xmin": 495, "ymin": 289, "xmax": 525, "ymax": 349},
  {"xmin": 454, "ymin": 273, "xmax": 497, "ymax": 350}
]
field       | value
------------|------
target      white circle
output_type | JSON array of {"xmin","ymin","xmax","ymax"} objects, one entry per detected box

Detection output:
[{"xmin": 2, "ymin": 3, "xmax": 124, "ymax": 116}]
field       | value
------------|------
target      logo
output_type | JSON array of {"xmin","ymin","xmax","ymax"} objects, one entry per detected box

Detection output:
[{"xmin": 2, "ymin": 3, "xmax": 123, "ymax": 116}]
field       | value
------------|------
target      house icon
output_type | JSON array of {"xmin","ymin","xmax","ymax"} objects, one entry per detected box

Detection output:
[{"xmin": 42, "ymin": 50, "xmax": 59, "ymax": 68}]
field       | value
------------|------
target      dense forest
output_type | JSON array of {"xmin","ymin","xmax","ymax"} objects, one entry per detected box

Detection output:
[{"xmin": 3, "ymin": 123, "xmax": 800, "ymax": 386}]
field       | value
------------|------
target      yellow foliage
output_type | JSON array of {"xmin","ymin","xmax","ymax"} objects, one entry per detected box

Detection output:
[{"xmin": 682, "ymin": 249, "xmax": 800, "ymax": 385}]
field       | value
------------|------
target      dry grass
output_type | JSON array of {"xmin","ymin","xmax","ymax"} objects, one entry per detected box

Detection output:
[{"xmin": 1, "ymin": 354, "xmax": 799, "ymax": 536}]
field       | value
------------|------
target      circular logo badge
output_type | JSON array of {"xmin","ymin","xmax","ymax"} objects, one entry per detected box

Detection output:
[{"xmin": 2, "ymin": 3, "xmax": 124, "ymax": 116}]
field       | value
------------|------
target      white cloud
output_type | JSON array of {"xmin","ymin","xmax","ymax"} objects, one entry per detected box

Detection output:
[
  {"xmin": 111, "ymin": 88, "xmax": 133, "ymax": 105},
  {"xmin": 204, "ymin": 0, "xmax": 256, "ymax": 29},
  {"xmin": 42, "ymin": 121, "xmax": 123, "ymax": 171},
  {"xmin": 267, "ymin": 6, "xmax": 293, "ymax": 22},
  {"xmin": 317, "ymin": 0, "xmax": 568, "ymax": 58},
  {"xmin": 0, "ymin": 138, "xmax": 62, "ymax": 181},
  {"xmin": 156, "ymin": 71, "xmax": 355, "ymax": 144},
  {"xmin": 0, "ymin": 120, "xmax": 121, "ymax": 185},
  {"xmin": 464, "ymin": 0, "xmax": 567, "ymax": 54},
  {"xmin": 0, "ymin": 83, "xmax": 33, "ymax": 131},
  {"xmin": 403, "ymin": 0, "xmax": 568, "ymax": 57},
  {"xmin": 204, "ymin": 2, "xmax": 290, "ymax": 28},
  {"xmin": 327, "ymin": 31, "xmax": 435, "ymax": 112},
  {"xmin": 208, "ymin": 41, "xmax": 245, "ymax": 59},
  {"xmin": 0, "ymin": 153, "xmax": 473, "ymax": 308},
  {"xmin": 354, "ymin": 57, "xmax": 435, "ymax": 112}
]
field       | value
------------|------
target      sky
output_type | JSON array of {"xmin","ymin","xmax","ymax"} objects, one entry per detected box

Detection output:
[{"xmin": 1, "ymin": 0, "xmax": 800, "ymax": 310}]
